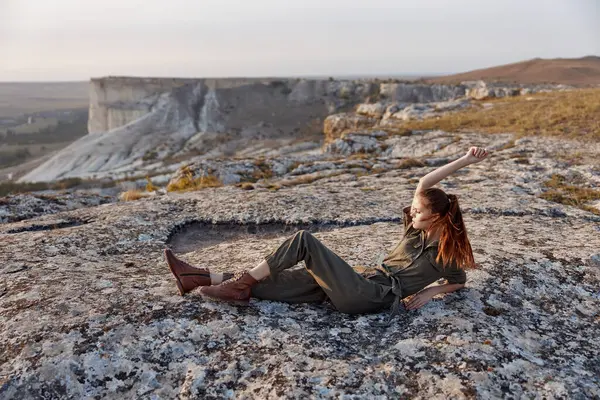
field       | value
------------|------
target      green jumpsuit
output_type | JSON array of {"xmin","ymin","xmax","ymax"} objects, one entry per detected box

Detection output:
[{"xmin": 251, "ymin": 206, "xmax": 467, "ymax": 315}]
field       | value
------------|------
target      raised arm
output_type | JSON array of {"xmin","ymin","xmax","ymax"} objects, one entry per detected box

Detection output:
[{"xmin": 417, "ymin": 147, "xmax": 489, "ymax": 193}]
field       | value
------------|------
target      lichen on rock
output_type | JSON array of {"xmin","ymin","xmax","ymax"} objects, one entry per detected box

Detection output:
[{"xmin": 1, "ymin": 131, "xmax": 599, "ymax": 398}]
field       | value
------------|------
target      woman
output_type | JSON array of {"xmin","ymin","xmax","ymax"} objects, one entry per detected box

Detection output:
[{"xmin": 165, "ymin": 146, "xmax": 489, "ymax": 321}]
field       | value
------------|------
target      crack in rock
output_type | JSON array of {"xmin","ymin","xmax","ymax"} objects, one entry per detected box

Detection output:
[
  {"xmin": 167, "ymin": 217, "xmax": 402, "ymax": 253},
  {"xmin": 4, "ymin": 218, "xmax": 90, "ymax": 234}
]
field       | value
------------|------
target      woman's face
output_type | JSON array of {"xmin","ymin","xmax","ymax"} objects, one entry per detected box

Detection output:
[{"xmin": 410, "ymin": 196, "xmax": 439, "ymax": 231}]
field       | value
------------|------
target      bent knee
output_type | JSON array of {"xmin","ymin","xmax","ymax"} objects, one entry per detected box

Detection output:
[{"xmin": 294, "ymin": 230, "xmax": 315, "ymax": 241}]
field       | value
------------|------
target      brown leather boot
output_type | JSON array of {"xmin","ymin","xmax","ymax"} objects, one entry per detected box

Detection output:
[
  {"xmin": 164, "ymin": 249, "xmax": 212, "ymax": 295},
  {"xmin": 199, "ymin": 271, "xmax": 259, "ymax": 306}
]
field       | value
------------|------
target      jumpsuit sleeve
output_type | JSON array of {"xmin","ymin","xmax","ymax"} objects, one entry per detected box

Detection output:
[{"xmin": 444, "ymin": 265, "xmax": 467, "ymax": 285}]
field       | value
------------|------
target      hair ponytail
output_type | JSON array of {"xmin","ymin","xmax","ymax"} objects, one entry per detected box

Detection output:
[{"xmin": 421, "ymin": 189, "xmax": 476, "ymax": 269}]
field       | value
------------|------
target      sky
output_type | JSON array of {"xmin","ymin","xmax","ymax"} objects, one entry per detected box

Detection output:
[{"xmin": 0, "ymin": 0, "xmax": 598, "ymax": 81}]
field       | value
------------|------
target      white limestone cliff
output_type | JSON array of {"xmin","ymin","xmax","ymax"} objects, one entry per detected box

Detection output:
[{"xmin": 20, "ymin": 78, "xmax": 374, "ymax": 182}]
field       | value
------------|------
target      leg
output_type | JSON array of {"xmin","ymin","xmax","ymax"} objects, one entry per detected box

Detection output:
[
  {"xmin": 164, "ymin": 249, "xmax": 233, "ymax": 295},
  {"xmin": 263, "ymin": 230, "xmax": 395, "ymax": 314},
  {"xmin": 251, "ymin": 267, "xmax": 327, "ymax": 303}
]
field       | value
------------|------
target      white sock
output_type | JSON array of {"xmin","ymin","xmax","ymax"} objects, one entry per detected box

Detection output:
[
  {"xmin": 210, "ymin": 272, "xmax": 223, "ymax": 285},
  {"xmin": 248, "ymin": 260, "xmax": 271, "ymax": 281}
]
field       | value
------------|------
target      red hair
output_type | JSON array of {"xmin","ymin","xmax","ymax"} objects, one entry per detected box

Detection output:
[{"xmin": 420, "ymin": 188, "xmax": 476, "ymax": 269}]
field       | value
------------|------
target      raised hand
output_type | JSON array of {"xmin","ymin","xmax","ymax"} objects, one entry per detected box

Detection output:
[{"xmin": 464, "ymin": 146, "xmax": 489, "ymax": 164}]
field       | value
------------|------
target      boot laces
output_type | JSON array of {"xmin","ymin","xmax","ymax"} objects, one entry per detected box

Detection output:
[{"xmin": 223, "ymin": 271, "xmax": 249, "ymax": 285}]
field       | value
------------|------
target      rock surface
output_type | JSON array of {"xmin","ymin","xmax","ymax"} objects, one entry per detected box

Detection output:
[
  {"xmin": 1, "ymin": 132, "xmax": 599, "ymax": 399},
  {"xmin": 0, "ymin": 192, "xmax": 114, "ymax": 224},
  {"xmin": 379, "ymin": 83, "xmax": 466, "ymax": 103}
]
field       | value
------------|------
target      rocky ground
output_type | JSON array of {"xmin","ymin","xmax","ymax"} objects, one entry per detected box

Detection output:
[
  {"xmin": 0, "ymin": 192, "xmax": 115, "ymax": 224},
  {"xmin": 1, "ymin": 131, "xmax": 599, "ymax": 399}
]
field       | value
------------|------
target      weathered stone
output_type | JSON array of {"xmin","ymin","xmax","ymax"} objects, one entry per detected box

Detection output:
[
  {"xmin": 0, "ymin": 192, "xmax": 114, "ymax": 224},
  {"xmin": 325, "ymin": 134, "xmax": 382, "ymax": 155},
  {"xmin": 382, "ymin": 103, "xmax": 405, "ymax": 120},
  {"xmin": 433, "ymin": 99, "xmax": 470, "ymax": 112},
  {"xmin": 5, "ymin": 264, "xmax": 28, "ymax": 274},
  {"xmin": 2, "ymin": 127, "xmax": 600, "ymax": 398},
  {"xmin": 289, "ymin": 162, "xmax": 338, "ymax": 176},
  {"xmin": 379, "ymin": 83, "xmax": 466, "ymax": 103},
  {"xmin": 356, "ymin": 102, "xmax": 387, "ymax": 118},
  {"xmin": 323, "ymin": 113, "xmax": 377, "ymax": 141},
  {"xmin": 463, "ymin": 80, "xmax": 570, "ymax": 100},
  {"xmin": 389, "ymin": 103, "xmax": 434, "ymax": 121}
]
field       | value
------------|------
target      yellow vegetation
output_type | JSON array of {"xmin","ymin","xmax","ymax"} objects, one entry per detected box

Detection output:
[
  {"xmin": 394, "ymin": 89, "xmax": 600, "ymax": 140},
  {"xmin": 395, "ymin": 158, "xmax": 426, "ymax": 169},
  {"xmin": 280, "ymin": 172, "xmax": 346, "ymax": 187},
  {"xmin": 166, "ymin": 168, "xmax": 223, "ymax": 192},
  {"xmin": 540, "ymin": 174, "xmax": 600, "ymax": 215},
  {"xmin": 119, "ymin": 190, "xmax": 149, "ymax": 202},
  {"xmin": 145, "ymin": 176, "xmax": 158, "ymax": 192},
  {"xmin": 264, "ymin": 183, "xmax": 282, "ymax": 191}
]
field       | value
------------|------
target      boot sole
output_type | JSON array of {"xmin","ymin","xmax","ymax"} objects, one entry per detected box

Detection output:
[{"xmin": 164, "ymin": 249, "xmax": 186, "ymax": 296}]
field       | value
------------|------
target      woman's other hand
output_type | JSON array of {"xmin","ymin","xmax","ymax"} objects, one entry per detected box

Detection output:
[
  {"xmin": 404, "ymin": 287, "xmax": 438, "ymax": 310},
  {"xmin": 463, "ymin": 146, "xmax": 489, "ymax": 164}
]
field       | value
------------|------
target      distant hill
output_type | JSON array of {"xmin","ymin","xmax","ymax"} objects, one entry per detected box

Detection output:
[
  {"xmin": 426, "ymin": 56, "xmax": 600, "ymax": 86},
  {"xmin": 0, "ymin": 81, "xmax": 88, "ymax": 118}
]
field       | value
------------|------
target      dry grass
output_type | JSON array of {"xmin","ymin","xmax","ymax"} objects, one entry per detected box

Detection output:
[
  {"xmin": 540, "ymin": 174, "xmax": 600, "ymax": 215},
  {"xmin": 392, "ymin": 89, "xmax": 600, "ymax": 141},
  {"xmin": 251, "ymin": 158, "xmax": 274, "ymax": 180},
  {"xmin": 280, "ymin": 171, "xmax": 346, "ymax": 188},
  {"xmin": 166, "ymin": 168, "xmax": 223, "ymax": 192},
  {"xmin": 395, "ymin": 158, "xmax": 426, "ymax": 169},
  {"xmin": 347, "ymin": 153, "xmax": 371, "ymax": 160},
  {"xmin": 553, "ymin": 151, "xmax": 586, "ymax": 167},
  {"xmin": 264, "ymin": 183, "xmax": 282, "ymax": 191},
  {"xmin": 119, "ymin": 190, "xmax": 149, "ymax": 202},
  {"xmin": 145, "ymin": 177, "xmax": 159, "ymax": 192}
]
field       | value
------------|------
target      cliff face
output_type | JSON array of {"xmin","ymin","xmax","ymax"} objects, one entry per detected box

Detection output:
[
  {"xmin": 87, "ymin": 77, "xmax": 266, "ymax": 134},
  {"xmin": 22, "ymin": 78, "xmax": 377, "ymax": 182},
  {"xmin": 87, "ymin": 78, "xmax": 468, "ymax": 136},
  {"xmin": 20, "ymin": 77, "xmax": 508, "ymax": 183}
]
